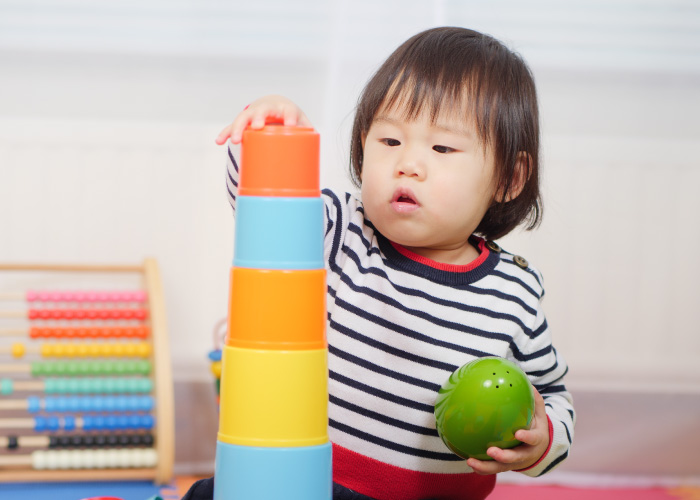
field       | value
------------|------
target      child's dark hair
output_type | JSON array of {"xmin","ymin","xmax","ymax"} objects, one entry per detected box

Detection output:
[{"xmin": 350, "ymin": 27, "xmax": 542, "ymax": 240}]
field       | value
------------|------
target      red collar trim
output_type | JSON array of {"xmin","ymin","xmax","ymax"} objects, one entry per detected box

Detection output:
[{"xmin": 389, "ymin": 237, "xmax": 489, "ymax": 273}]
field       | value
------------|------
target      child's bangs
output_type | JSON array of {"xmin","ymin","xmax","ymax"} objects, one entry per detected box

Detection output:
[{"xmin": 380, "ymin": 67, "xmax": 493, "ymax": 145}]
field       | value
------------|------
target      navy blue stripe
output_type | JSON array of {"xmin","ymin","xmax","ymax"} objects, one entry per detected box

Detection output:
[
  {"xmin": 330, "ymin": 317, "xmax": 460, "ymax": 371},
  {"xmin": 329, "ymin": 344, "xmax": 441, "ymax": 392},
  {"xmin": 329, "ymin": 370, "xmax": 434, "ymax": 413},
  {"xmin": 492, "ymin": 269, "xmax": 540, "ymax": 299},
  {"xmin": 334, "ymin": 297, "xmax": 500, "ymax": 359},
  {"xmin": 329, "ymin": 418, "xmax": 460, "ymax": 461},
  {"xmin": 563, "ymin": 421, "xmax": 572, "ymax": 444},
  {"xmin": 537, "ymin": 384, "xmax": 567, "ymax": 395},
  {"xmin": 226, "ymin": 185, "xmax": 236, "ymax": 206},
  {"xmin": 227, "ymin": 148, "xmax": 239, "ymax": 173},
  {"xmin": 322, "ymin": 189, "xmax": 344, "ymax": 266},
  {"xmin": 338, "ymin": 263, "xmax": 533, "ymax": 337},
  {"xmin": 337, "ymin": 273, "xmax": 522, "ymax": 343},
  {"xmin": 513, "ymin": 344, "xmax": 552, "ymax": 362},
  {"xmin": 540, "ymin": 451, "xmax": 568, "ymax": 476},
  {"xmin": 339, "ymin": 236, "xmax": 538, "ymax": 319},
  {"xmin": 329, "ymin": 394, "xmax": 437, "ymax": 436}
]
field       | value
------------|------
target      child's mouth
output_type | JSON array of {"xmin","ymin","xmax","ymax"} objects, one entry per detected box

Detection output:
[{"xmin": 391, "ymin": 188, "xmax": 420, "ymax": 212}]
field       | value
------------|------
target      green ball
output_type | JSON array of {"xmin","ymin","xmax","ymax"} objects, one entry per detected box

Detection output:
[{"xmin": 434, "ymin": 357, "xmax": 534, "ymax": 461}]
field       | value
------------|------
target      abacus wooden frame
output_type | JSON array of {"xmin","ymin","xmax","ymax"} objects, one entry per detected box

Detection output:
[{"xmin": 0, "ymin": 259, "xmax": 174, "ymax": 484}]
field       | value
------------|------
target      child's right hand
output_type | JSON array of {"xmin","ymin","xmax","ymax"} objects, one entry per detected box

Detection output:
[{"xmin": 215, "ymin": 95, "xmax": 312, "ymax": 145}]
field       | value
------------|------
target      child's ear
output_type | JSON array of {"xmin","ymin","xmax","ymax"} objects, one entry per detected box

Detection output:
[{"xmin": 496, "ymin": 152, "xmax": 531, "ymax": 203}]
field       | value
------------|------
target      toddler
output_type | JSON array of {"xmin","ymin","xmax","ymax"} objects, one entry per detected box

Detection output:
[{"xmin": 186, "ymin": 26, "xmax": 574, "ymax": 500}]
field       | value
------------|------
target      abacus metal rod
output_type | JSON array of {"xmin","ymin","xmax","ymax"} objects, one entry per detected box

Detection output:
[{"xmin": 0, "ymin": 326, "xmax": 151, "ymax": 338}]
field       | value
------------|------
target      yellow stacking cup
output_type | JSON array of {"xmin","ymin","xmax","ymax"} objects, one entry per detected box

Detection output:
[{"xmin": 218, "ymin": 346, "xmax": 329, "ymax": 447}]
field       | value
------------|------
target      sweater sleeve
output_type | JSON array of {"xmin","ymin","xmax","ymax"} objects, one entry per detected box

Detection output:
[
  {"xmin": 225, "ymin": 144, "xmax": 239, "ymax": 215},
  {"xmin": 513, "ymin": 268, "xmax": 575, "ymax": 477}
]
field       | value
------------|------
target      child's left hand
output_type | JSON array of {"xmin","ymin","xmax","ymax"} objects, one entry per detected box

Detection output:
[{"xmin": 466, "ymin": 387, "xmax": 550, "ymax": 474}]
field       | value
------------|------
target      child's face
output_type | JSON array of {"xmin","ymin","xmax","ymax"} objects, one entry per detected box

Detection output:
[{"xmin": 360, "ymin": 104, "xmax": 497, "ymax": 262}]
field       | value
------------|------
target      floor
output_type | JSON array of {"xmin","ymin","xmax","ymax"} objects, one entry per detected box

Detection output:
[{"xmin": 173, "ymin": 476, "xmax": 700, "ymax": 500}]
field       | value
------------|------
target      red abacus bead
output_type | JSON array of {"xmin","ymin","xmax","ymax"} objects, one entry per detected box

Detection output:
[
  {"xmin": 75, "ymin": 310, "xmax": 87, "ymax": 320},
  {"xmin": 86, "ymin": 310, "xmax": 98, "ymax": 320},
  {"xmin": 135, "ymin": 310, "xmax": 147, "ymax": 320},
  {"xmin": 97, "ymin": 310, "xmax": 109, "ymax": 320},
  {"xmin": 62, "ymin": 310, "xmax": 75, "ymax": 319}
]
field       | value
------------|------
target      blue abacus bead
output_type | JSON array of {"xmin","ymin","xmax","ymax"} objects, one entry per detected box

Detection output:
[
  {"xmin": 82, "ymin": 415, "xmax": 93, "ymax": 431},
  {"xmin": 44, "ymin": 397, "xmax": 57, "ymax": 412},
  {"xmin": 34, "ymin": 416, "xmax": 47, "ymax": 432},
  {"xmin": 47, "ymin": 416, "xmax": 60, "ymax": 431},
  {"xmin": 208, "ymin": 350, "xmax": 222, "ymax": 362},
  {"xmin": 93, "ymin": 397, "xmax": 105, "ymax": 412},
  {"xmin": 117, "ymin": 415, "xmax": 129, "ymax": 429},
  {"xmin": 128, "ymin": 414, "xmax": 141, "ymax": 430},
  {"xmin": 57, "ymin": 397, "xmax": 69, "ymax": 412},
  {"xmin": 69, "ymin": 396, "xmax": 82, "ymax": 412},
  {"xmin": 64, "ymin": 415, "xmax": 76, "ymax": 431},
  {"xmin": 141, "ymin": 415, "xmax": 155, "ymax": 429},
  {"xmin": 104, "ymin": 396, "xmax": 117, "ymax": 412},
  {"xmin": 0, "ymin": 378, "xmax": 12, "ymax": 395},
  {"xmin": 106, "ymin": 415, "xmax": 118, "ymax": 430},
  {"xmin": 27, "ymin": 396, "xmax": 41, "ymax": 413},
  {"xmin": 234, "ymin": 197, "xmax": 324, "ymax": 270},
  {"xmin": 141, "ymin": 396, "xmax": 154, "ymax": 411},
  {"xmin": 94, "ymin": 415, "xmax": 106, "ymax": 430}
]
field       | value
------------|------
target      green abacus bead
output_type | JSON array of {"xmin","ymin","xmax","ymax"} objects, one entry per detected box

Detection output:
[
  {"xmin": 1, "ymin": 378, "xmax": 13, "ymax": 395},
  {"xmin": 67, "ymin": 362, "xmax": 80, "ymax": 376},
  {"xmin": 91, "ymin": 361, "xmax": 105, "ymax": 375},
  {"xmin": 138, "ymin": 361, "xmax": 152, "ymax": 375},
  {"xmin": 31, "ymin": 362, "xmax": 43, "ymax": 377}
]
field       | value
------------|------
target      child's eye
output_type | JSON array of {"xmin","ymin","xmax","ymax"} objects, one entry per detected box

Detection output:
[
  {"xmin": 433, "ymin": 145, "xmax": 456, "ymax": 154},
  {"xmin": 380, "ymin": 138, "xmax": 401, "ymax": 147}
]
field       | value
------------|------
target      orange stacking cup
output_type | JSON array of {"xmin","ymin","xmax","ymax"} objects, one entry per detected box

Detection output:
[
  {"xmin": 239, "ymin": 125, "xmax": 320, "ymax": 197},
  {"xmin": 227, "ymin": 268, "xmax": 327, "ymax": 350}
]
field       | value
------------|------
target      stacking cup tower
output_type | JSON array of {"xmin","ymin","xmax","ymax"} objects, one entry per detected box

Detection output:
[{"xmin": 214, "ymin": 125, "xmax": 331, "ymax": 500}]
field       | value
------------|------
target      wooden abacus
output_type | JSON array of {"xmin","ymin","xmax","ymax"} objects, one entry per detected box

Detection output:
[{"xmin": 0, "ymin": 259, "xmax": 173, "ymax": 484}]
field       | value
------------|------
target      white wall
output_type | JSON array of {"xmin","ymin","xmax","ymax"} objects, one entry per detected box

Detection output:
[{"xmin": 1, "ymin": 0, "xmax": 699, "ymax": 480}]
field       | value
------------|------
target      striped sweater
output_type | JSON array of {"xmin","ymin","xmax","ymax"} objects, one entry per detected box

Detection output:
[{"xmin": 226, "ymin": 147, "xmax": 574, "ymax": 500}]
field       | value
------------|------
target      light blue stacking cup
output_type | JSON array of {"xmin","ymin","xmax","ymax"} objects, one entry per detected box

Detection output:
[
  {"xmin": 214, "ymin": 441, "xmax": 332, "ymax": 500},
  {"xmin": 233, "ymin": 196, "xmax": 324, "ymax": 270}
]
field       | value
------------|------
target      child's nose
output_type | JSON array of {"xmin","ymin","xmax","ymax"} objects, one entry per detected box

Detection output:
[{"xmin": 396, "ymin": 152, "xmax": 426, "ymax": 179}]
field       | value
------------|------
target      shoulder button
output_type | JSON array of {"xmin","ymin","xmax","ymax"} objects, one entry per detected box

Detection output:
[
  {"xmin": 485, "ymin": 241, "xmax": 502, "ymax": 253},
  {"xmin": 513, "ymin": 255, "xmax": 529, "ymax": 269}
]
